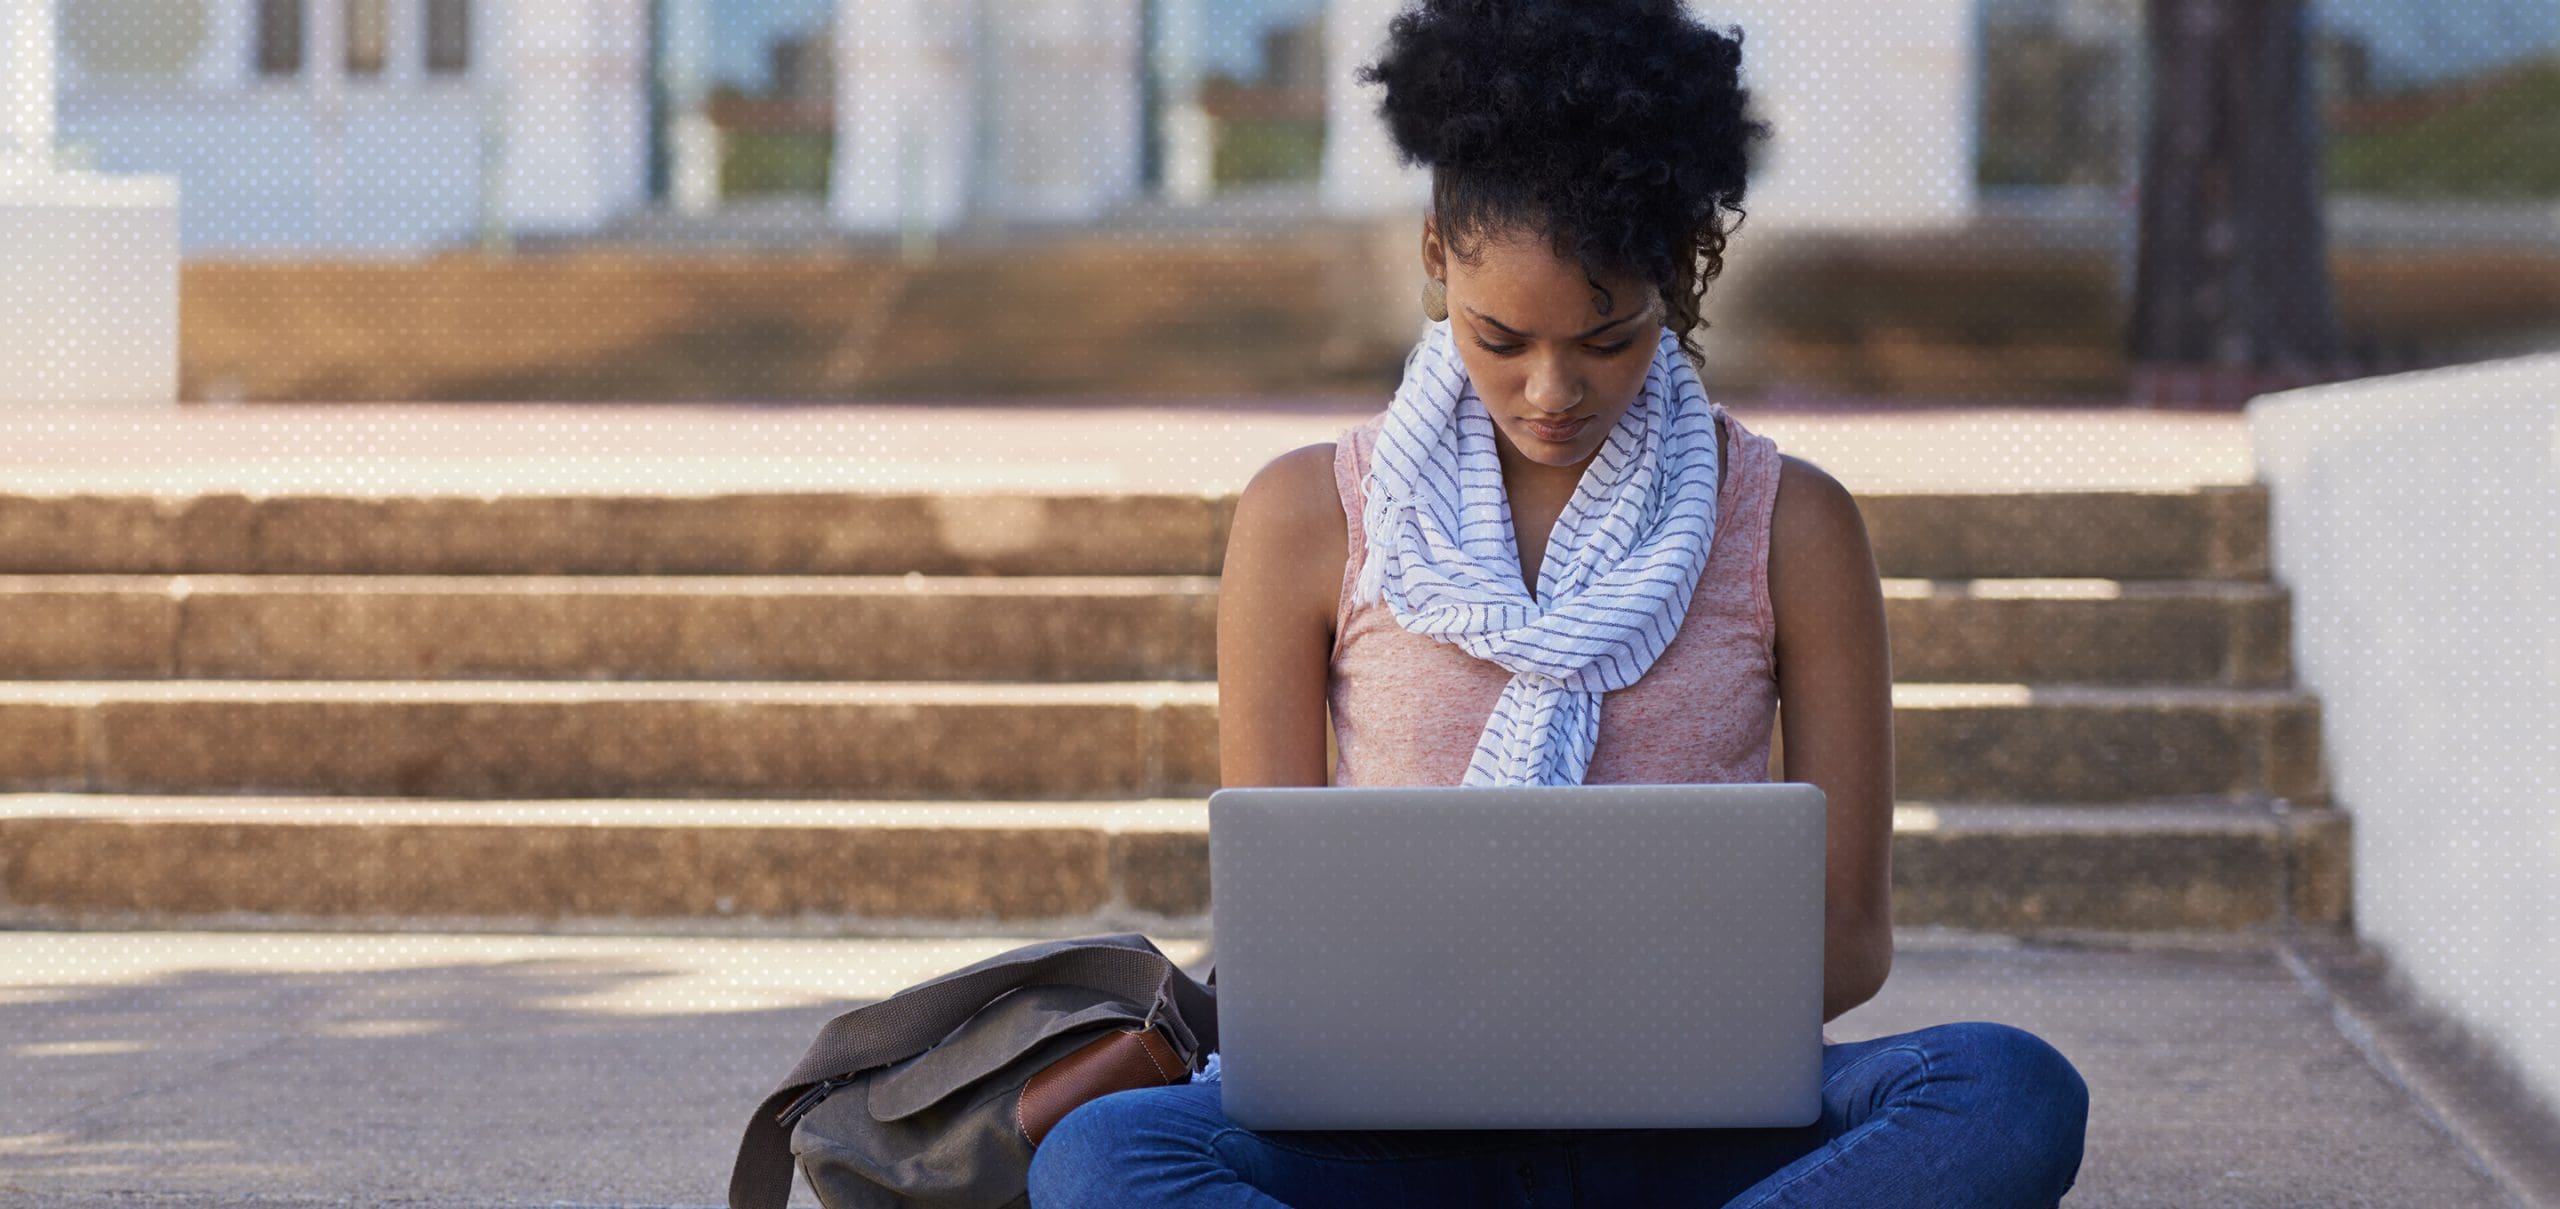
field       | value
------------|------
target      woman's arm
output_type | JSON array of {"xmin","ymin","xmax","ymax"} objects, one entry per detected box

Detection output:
[
  {"xmin": 1767, "ymin": 455, "xmax": 1898, "ymax": 1024},
  {"xmin": 1216, "ymin": 443, "xmax": 1346, "ymax": 789}
]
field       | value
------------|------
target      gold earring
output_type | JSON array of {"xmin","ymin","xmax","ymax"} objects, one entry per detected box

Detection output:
[{"xmin": 1421, "ymin": 276, "xmax": 1448, "ymax": 322}]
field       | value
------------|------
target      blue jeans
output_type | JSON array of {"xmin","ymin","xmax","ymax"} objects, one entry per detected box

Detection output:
[{"xmin": 1027, "ymin": 1021, "xmax": 2088, "ymax": 1207}]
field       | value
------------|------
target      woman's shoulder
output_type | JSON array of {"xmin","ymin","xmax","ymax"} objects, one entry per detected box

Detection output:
[
  {"xmin": 1768, "ymin": 452, "xmax": 1862, "ymax": 559},
  {"xmin": 1231, "ymin": 440, "xmax": 1353, "ymax": 634},
  {"xmin": 1763, "ymin": 450, "xmax": 1879, "ymax": 654},
  {"xmin": 1241, "ymin": 441, "xmax": 1349, "ymax": 541}
]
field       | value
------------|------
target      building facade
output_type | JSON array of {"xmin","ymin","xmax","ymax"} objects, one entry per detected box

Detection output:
[{"xmin": 51, "ymin": 0, "xmax": 1983, "ymax": 256}]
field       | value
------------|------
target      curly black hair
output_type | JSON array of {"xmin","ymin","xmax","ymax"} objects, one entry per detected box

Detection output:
[{"xmin": 1356, "ymin": 0, "xmax": 1770, "ymax": 372}]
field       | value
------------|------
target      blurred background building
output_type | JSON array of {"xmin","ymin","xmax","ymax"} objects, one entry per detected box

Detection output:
[
  {"xmin": 47, "ymin": 0, "xmax": 2560, "ymax": 254},
  {"xmin": 27, "ymin": 0, "xmax": 2560, "ymax": 401},
  {"xmin": 49, "ymin": 0, "xmax": 1981, "ymax": 252}
]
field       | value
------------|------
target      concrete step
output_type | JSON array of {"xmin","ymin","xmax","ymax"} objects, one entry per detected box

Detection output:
[
  {"xmin": 1847, "ymin": 682, "xmax": 2327, "ymax": 805},
  {"xmin": 0, "ymin": 794, "xmax": 2348, "ymax": 936},
  {"xmin": 0, "ymin": 574, "xmax": 2287, "ymax": 687},
  {"xmin": 0, "ymin": 680, "xmax": 1219, "ymax": 801},
  {"xmin": 0, "ymin": 492, "xmax": 1230, "ymax": 576},
  {"xmin": 0, "ymin": 574, "xmax": 1223, "ymax": 681},
  {"xmin": 0, "ymin": 486, "xmax": 2266, "ymax": 580},
  {"xmin": 1882, "ymin": 578, "xmax": 2291, "ymax": 687},
  {"xmin": 1858, "ymin": 485, "xmax": 2268, "ymax": 580},
  {"xmin": 0, "ymin": 680, "xmax": 2325, "ymax": 805}
]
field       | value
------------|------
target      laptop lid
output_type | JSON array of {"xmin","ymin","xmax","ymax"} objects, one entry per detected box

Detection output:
[{"xmin": 1207, "ymin": 781, "xmax": 1827, "ymax": 1131}]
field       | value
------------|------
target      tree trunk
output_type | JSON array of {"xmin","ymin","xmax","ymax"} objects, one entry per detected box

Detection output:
[{"xmin": 2128, "ymin": 0, "xmax": 2348, "ymax": 406}]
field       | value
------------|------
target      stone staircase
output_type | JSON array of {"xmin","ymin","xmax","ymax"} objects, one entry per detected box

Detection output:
[{"xmin": 0, "ymin": 484, "xmax": 2347, "ymax": 939}]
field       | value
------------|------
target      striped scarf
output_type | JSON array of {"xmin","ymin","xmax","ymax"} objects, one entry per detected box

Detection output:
[{"xmin": 1352, "ymin": 317, "xmax": 1722, "ymax": 786}]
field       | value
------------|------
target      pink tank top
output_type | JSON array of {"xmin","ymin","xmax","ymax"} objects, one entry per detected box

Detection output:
[{"xmin": 1328, "ymin": 403, "xmax": 1784, "ymax": 786}]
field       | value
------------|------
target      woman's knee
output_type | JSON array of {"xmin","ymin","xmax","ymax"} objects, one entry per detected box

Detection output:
[
  {"xmin": 1954, "ymin": 1023, "xmax": 2086, "ymax": 1115},
  {"xmin": 1933, "ymin": 1021, "xmax": 2090, "ymax": 1191}
]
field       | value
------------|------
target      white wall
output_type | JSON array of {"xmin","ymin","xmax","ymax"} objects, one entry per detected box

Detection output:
[
  {"xmin": 3, "ymin": 0, "xmax": 178, "ymax": 404},
  {"xmin": 56, "ymin": 0, "xmax": 480, "ymax": 253},
  {"xmin": 2247, "ymin": 353, "xmax": 2560, "ymax": 1114},
  {"xmin": 53, "ymin": 0, "xmax": 644, "ymax": 254},
  {"xmin": 0, "ymin": 173, "xmax": 179, "ymax": 402}
]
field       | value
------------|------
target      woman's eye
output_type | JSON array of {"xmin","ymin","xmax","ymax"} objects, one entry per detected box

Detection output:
[{"xmin": 1470, "ymin": 336, "xmax": 1636, "ymax": 357}]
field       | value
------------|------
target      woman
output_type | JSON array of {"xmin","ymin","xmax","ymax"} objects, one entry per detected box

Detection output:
[{"xmin": 1030, "ymin": 1, "xmax": 2090, "ymax": 1204}]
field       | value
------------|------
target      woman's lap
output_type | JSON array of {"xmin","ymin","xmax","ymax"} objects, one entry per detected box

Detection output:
[{"xmin": 1026, "ymin": 1020, "xmax": 2090, "ymax": 1208}]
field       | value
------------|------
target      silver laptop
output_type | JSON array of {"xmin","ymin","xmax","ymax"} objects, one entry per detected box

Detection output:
[{"xmin": 1206, "ymin": 781, "xmax": 1828, "ymax": 1131}]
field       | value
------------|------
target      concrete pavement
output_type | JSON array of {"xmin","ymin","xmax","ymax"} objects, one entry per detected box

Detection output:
[{"xmin": 0, "ymin": 925, "xmax": 2535, "ymax": 1208}]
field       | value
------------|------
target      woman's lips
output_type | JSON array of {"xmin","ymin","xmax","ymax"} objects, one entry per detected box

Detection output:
[{"xmin": 1526, "ymin": 415, "xmax": 1591, "ymax": 443}]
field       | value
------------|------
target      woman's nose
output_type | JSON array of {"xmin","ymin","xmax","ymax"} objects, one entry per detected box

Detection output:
[{"xmin": 1525, "ymin": 360, "xmax": 1583, "ymax": 413}]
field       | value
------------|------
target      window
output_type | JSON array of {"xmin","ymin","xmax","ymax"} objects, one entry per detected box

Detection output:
[
  {"xmin": 345, "ymin": 0, "xmax": 388, "ymax": 76},
  {"xmin": 65, "ymin": 0, "xmax": 210, "ymax": 76},
  {"xmin": 426, "ymin": 0, "xmax": 470, "ymax": 74},
  {"xmin": 255, "ymin": 0, "xmax": 302, "ymax": 76}
]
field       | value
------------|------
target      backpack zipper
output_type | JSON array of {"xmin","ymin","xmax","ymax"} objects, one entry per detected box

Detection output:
[{"xmin": 776, "ymin": 1073, "xmax": 856, "ymax": 1129}]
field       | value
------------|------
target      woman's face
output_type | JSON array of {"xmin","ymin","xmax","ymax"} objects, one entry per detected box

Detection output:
[{"xmin": 1424, "ymin": 216, "xmax": 1665, "ymax": 480}]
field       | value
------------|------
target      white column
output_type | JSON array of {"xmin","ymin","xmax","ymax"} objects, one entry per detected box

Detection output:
[
  {"xmin": 660, "ymin": 0, "xmax": 718, "ymax": 214},
  {"xmin": 982, "ymin": 0, "xmax": 1142, "ymax": 221},
  {"xmin": 499, "ymin": 0, "xmax": 652, "ymax": 233},
  {"xmin": 831, "ymin": 0, "xmax": 979, "ymax": 234},
  {"xmin": 0, "ymin": 0, "xmax": 54, "ymax": 172},
  {"xmin": 966, "ymin": 0, "xmax": 996, "ymax": 223},
  {"xmin": 310, "ymin": 0, "xmax": 348, "ymax": 245},
  {"xmin": 1319, "ymin": 0, "xmax": 1428, "ymax": 215},
  {"xmin": 1152, "ymin": 0, "xmax": 1210, "ymax": 204}
]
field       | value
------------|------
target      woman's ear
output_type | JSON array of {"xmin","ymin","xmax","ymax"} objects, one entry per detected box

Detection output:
[{"xmin": 1420, "ymin": 214, "xmax": 1444, "ymax": 281}]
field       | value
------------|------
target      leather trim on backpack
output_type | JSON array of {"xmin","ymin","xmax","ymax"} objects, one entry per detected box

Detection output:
[{"xmin": 1015, "ymin": 1025, "xmax": 1187, "ymax": 1147}]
